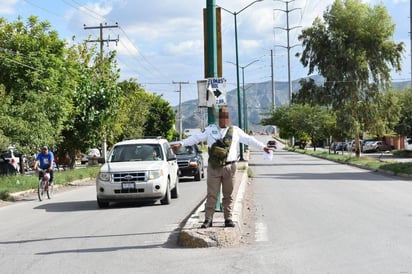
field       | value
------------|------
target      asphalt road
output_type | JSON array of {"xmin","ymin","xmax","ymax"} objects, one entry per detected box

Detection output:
[
  {"xmin": 1, "ymin": 136, "xmax": 412, "ymax": 274},
  {"xmin": 250, "ymin": 136, "xmax": 412, "ymax": 273}
]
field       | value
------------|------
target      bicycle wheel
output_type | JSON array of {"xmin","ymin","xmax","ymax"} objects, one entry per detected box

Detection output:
[
  {"xmin": 46, "ymin": 182, "xmax": 53, "ymax": 199},
  {"xmin": 38, "ymin": 179, "xmax": 45, "ymax": 201}
]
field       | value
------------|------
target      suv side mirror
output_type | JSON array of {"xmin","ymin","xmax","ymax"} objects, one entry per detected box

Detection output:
[{"xmin": 167, "ymin": 154, "xmax": 176, "ymax": 161}]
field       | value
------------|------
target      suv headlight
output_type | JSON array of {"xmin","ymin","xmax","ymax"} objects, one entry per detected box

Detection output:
[
  {"xmin": 148, "ymin": 170, "xmax": 163, "ymax": 180},
  {"xmin": 98, "ymin": 172, "xmax": 111, "ymax": 182}
]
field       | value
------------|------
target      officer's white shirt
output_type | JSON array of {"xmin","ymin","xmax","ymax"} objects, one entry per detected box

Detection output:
[{"xmin": 181, "ymin": 124, "xmax": 265, "ymax": 162}]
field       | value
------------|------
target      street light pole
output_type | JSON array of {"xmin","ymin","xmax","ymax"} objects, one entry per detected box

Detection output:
[
  {"xmin": 219, "ymin": 0, "xmax": 263, "ymax": 161},
  {"xmin": 227, "ymin": 59, "xmax": 259, "ymax": 137},
  {"xmin": 241, "ymin": 60, "xmax": 259, "ymax": 135}
]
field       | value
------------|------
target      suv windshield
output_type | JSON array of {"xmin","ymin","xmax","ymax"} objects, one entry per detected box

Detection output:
[
  {"xmin": 108, "ymin": 144, "xmax": 163, "ymax": 162},
  {"xmin": 174, "ymin": 145, "xmax": 196, "ymax": 156}
]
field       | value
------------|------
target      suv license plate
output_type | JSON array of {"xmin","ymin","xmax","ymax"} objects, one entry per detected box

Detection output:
[{"xmin": 122, "ymin": 182, "xmax": 135, "ymax": 189}]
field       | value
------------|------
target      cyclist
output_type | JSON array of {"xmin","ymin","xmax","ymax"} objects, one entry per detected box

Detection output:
[{"xmin": 33, "ymin": 146, "xmax": 55, "ymax": 187}]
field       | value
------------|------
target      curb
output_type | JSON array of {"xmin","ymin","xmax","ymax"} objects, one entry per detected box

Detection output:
[
  {"xmin": 9, "ymin": 178, "xmax": 95, "ymax": 200},
  {"xmin": 302, "ymin": 151, "xmax": 412, "ymax": 180}
]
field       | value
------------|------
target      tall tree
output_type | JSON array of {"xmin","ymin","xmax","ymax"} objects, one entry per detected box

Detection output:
[
  {"xmin": 59, "ymin": 41, "xmax": 121, "ymax": 166},
  {"xmin": 116, "ymin": 79, "xmax": 150, "ymax": 140},
  {"xmin": 0, "ymin": 16, "xmax": 75, "ymax": 153},
  {"xmin": 297, "ymin": 0, "xmax": 404, "ymax": 156},
  {"xmin": 394, "ymin": 88, "xmax": 412, "ymax": 138},
  {"xmin": 262, "ymin": 104, "xmax": 336, "ymax": 149},
  {"xmin": 143, "ymin": 94, "xmax": 176, "ymax": 141}
]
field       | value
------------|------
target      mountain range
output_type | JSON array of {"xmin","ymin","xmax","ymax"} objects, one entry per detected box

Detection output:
[{"xmin": 173, "ymin": 76, "xmax": 411, "ymax": 133}]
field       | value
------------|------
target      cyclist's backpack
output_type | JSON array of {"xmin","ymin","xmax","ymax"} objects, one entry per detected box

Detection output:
[{"xmin": 208, "ymin": 126, "xmax": 233, "ymax": 168}]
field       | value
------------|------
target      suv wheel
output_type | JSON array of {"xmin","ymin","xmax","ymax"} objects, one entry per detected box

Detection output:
[
  {"xmin": 194, "ymin": 168, "xmax": 201, "ymax": 181},
  {"xmin": 160, "ymin": 179, "xmax": 171, "ymax": 205},
  {"xmin": 97, "ymin": 198, "xmax": 109, "ymax": 208},
  {"xmin": 171, "ymin": 176, "xmax": 179, "ymax": 198}
]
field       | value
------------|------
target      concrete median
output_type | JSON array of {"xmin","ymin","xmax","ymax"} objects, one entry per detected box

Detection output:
[{"xmin": 178, "ymin": 156, "xmax": 249, "ymax": 248}]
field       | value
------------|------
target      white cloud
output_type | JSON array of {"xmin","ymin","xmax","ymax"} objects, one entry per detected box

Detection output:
[
  {"xmin": 0, "ymin": 0, "xmax": 18, "ymax": 15},
  {"xmin": 1, "ymin": 0, "xmax": 410, "ymax": 106},
  {"xmin": 164, "ymin": 40, "xmax": 203, "ymax": 56}
]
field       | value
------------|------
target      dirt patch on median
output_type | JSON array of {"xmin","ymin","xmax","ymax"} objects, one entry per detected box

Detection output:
[{"xmin": 239, "ymin": 178, "xmax": 256, "ymax": 246}]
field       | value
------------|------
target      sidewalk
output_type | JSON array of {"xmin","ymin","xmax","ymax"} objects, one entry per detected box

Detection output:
[{"xmin": 178, "ymin": 152, "xmax": 250, "ymax": 248}]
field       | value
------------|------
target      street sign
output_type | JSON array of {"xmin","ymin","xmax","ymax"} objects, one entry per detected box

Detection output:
[{"xmin": 197, "ymin": 78, "xmax": 227, "ymax": 107}]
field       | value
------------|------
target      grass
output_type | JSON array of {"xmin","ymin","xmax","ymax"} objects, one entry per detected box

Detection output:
[
  {"xmin": 0, "ymin": 167, "xmax": 100, "ymax": 201},
  {"xmin": 287, "ymin": 147, "xmax": 412, "ymax": 177}
]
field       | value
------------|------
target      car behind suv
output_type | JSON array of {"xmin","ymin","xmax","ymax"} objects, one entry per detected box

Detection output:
[
  {"xmin": 266, "ymin": 140, "xmax": 277, "ymax": 149},
  {"xmin": 96, "ymin": 138, "xmax": 179, "ymax": 208},
  {"xmin": 170, "ymin": 141, "xmax": 204, "ymax": 181}
]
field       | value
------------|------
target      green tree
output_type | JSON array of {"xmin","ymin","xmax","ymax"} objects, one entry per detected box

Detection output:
[
  {"xmin": 394, "ymin": 88, "xmax": 412, "ymax": 138},
  {"xmin": 262, "ymin": 104, "xmax": 335, "ymax": 149},
  {"xmin": 292, "ymin": 78, "xmax": 331, "ymax": 107},
  {"xmin": 59, "ymin": 41, "xmax": 121, "ymax": 166},
  {"xmin": 143, "ymin": 94, "xmax": 176, "ymax": 141},
  {"xmin": 115, "ymin": 79, "xmax": 177, "ymax": 142},
  {"xmin": 0, "ymin": 16, "xmax": 75, "ymax": 153},
  {"xmin": 297, "ymin": 0, "xmax": 404, "ymax": 156},
  {"xmin": 0, "ymin": 85, "xmax": 11, "ymax": 150},
  {"xmin": 117, "ymin": 79, "xmax": 150, "ymax": 140}
]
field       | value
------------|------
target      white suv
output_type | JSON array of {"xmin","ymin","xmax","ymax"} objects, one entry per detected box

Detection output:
[
  {"xmin": 0, "ymin": 148, "xmax": 20, "ymax": 174},
  {"xmin": 96, "ymin": 138, "xmax": 179, "ymax": 208}
]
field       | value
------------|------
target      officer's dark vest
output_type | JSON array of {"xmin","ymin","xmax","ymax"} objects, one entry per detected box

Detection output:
[{"xmin": 208, "ymin": 126, "xmax": 233, "ymax": 168}]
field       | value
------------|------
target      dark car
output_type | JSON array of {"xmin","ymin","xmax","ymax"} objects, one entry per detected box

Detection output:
[
  {"xmin": 170, "ymin": 142, "xmax": 204, "ymax": 181},
  {"xmin": 267, "ymin": 140, "xmax": 277, "ymax": 149},
  {"xmin": 332, "ymin": 141, "xmax": 345, "ymax": 151},
  {"xmin": 294, "ymin": 140, "xmax": 307, "ymax": 149},
  {"xmin": 0, "ymin": 155, "xmax": 17, "ymax": 176}
]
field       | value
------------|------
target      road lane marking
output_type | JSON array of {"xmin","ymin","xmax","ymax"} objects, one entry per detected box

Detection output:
[{"xmin": 255, "ymin": 222, "xmax": 268, "ymax": 242}]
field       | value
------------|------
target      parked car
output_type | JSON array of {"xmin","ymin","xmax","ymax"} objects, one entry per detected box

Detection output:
[
  {"xmin": 346, "ymin": 139, "xmax": 361, "ymax": 152},
  {"xmin": 266, "ymin": 140, "xmax": 277, "ymax": 149},
  {"xmin": 170, "ymin": 141, "xmax": 204, "ymax": 181},
  {"xmin": 81, "ymin": 148, "xmax": 101, "ymax": 164},
  {"xmin": 0, "ymin": 155, "xmax": 17, "ymax": 176},
  {"xmin": 361, "ymin": 139, "xmax": 376, "ymax": 152},
  {"xmin": 0, "ymin": 148, "xmax": 20, "ymax": 173},
  {"xmin": 405, "ymin": 137, "xmax": 412, "ymax": 150},
  {"xmin": 294, "ymin": 140, "xmax": 307, "ymax": 149},
  {"xmin": 363, "ymin": 141, "xmax": 393, "ymax": 152},
  {"xmin": 331, "ymin": 141, "xmax": 345, "ymax": 152},
  {"xmin": 96, "ymin": 138, "xmax": 179, "ymax": 208}
]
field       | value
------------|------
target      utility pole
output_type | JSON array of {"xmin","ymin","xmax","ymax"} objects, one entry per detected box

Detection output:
[
  {"xmin": 84, "ymin": 22, "xmax": 119, "ymax": 159},
  {"xmin": 271, "ymin": 49, "xmax": 275, "ymax": 110},
  {"xmin": 205, "ymin": 0, "xmax": 220, "ymax": 126},
  {"xmin": 173, "ymin": 81, "xmax": 189, "ymax": 140},
  {"xmin": 84, "ymin": 23, "xmax": 119, "ymax": 59},
  {"xmin": 274, "ymin": 0, "xmax": 301, "ymax": 103}
]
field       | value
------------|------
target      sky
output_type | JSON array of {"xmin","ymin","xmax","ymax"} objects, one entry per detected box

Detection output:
[{"xmin": 0, "ymin": 0, "xmax": 410, "ymax": 107}]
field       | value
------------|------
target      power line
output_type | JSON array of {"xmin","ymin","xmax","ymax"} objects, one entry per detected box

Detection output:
[{"xmin": 23, "ymin": 0, "xmax": 169, "ymax": 82}]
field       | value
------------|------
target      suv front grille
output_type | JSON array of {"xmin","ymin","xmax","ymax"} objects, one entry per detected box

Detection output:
[
  {"xmin": 177, "ymin": 160, "xmax": 190, "ymax": 168},
  {"xmin": 112, "ymin": 172, "xmax": 147, "ymax": 183}
]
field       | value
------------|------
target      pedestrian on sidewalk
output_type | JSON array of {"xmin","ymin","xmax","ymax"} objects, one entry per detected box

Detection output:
[{"xmin": 171, "ymin": 106, "xmax": 270, "ymax": 228}]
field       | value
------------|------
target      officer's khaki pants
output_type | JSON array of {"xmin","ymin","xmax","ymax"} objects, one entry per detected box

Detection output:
[{"xmin": 204, "ymin": 162, "xmax": 237, "ymax": 220}]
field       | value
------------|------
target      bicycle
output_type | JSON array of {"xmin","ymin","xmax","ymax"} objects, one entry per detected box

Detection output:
[{"xmin": 37, "ymin": 168, "xmax": 53, "ymax": 201}]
